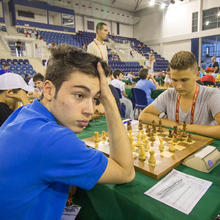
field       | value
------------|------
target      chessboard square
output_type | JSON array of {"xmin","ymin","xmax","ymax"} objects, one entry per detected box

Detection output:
[
  {"xmin": 160, "ymin": 151, "xmax": 173, "ymax": 158},
  {"xmin": 175, "ymin": 145, "xmax": 186, "ymax": 151}
]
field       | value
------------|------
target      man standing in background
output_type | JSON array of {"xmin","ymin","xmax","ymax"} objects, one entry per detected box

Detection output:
[
  {"xmin": 87, "ymin": 22, "xmax": 108, "ymax": 63},
  {"xmin": 211, "ymin": 56, "xmax": 219, "ymax": 73}
]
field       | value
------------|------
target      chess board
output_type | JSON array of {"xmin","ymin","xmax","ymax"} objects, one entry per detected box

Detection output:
[{"xmin": 83, "ymin": 120, "xmax": 213, "ymax": 179}]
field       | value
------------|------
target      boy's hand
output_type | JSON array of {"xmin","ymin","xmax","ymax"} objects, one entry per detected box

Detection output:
[{"xmin": 97, "ymin": 62, "xmax": 112, "ymax": 102}]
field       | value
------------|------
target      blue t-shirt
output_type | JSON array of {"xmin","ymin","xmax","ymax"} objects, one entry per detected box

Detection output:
[
  {"xmin": 0, "ymin": 69, "xmax": 10, "ymax": 75},
  {"xmin": 135, "ymin": 79, "xmax": 156, "ymax": 105},
  {"xmin": 0, "ymin": 99, "xmax": 108, "ymax": 220}
]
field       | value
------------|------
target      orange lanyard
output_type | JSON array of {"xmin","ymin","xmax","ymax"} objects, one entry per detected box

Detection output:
[
  {"xmin": 176, "ymin": 85, "xmax": 199, "ymax": 124},
  {"xmin": 94, "ymin": 40, "xmax": 103, "ymax": 59}
]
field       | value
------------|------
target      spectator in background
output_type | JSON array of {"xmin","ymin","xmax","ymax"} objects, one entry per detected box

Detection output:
[
  {"xmin": 130, "ymin": 49, "xmax": 133, "ymax": 58},
  {"xmin": 164, "ymin": 66, "xmax": 172, "ymax": 88},
  {"xmin": 135, "ymin": 68, "xmax": 158, "ymax": 105},
  {"xmin": 201, "ymin": 67, "xmax": 216, "ymax": 85},
  {"xmin": 16, "ymin": 40, "xmax": 22, "ymax": 57},
  {"xmin": 198, "ymin": 66, "xmax": 204, "ymax": 78},
  {"xmin": 24, "ymin": 27, "xmax": 28, "ymax": 37},
  {"xmin": 145, "ymin": 53, "xmax": 155, "ymax": 76},
  {"xmin": 87, "ymin": 22, "xmax": 108, "ymax": 63},
  {"xmin": 28, "ymin": 29, "xmax": 32, "ymax": 38},
  {"xmin": 82, "ymin": 43, "xmax": 87, "ymax": 51},
  {"xmin": 48, "ymin": 41, "xmax": 55, "ymax": 49},
  {"xmin": 127, "ymin": 71, "xmax": 138, "ymax": 84},
  {"xmin": 28, "ymin": 73, "xmax": 45, "ymax": 99},
  {"xmin": 0, "ymin": 63, "xmax": 10, "ymax": 75},
  {"xmin": 33, "ymin": 29, "xmax": 39, "ymax": 39},
  {"xmin": 111, "ymin": 69, "xmax": 134, "ymax": 119},
  {"xmin": 211, "ymin": 56, "xmax": 219, "ymax": 74},
  {"xmin": 24, "ymin": 74, "xmax": 31, "ymax": 84},
  {"xmin": 33, "ymin": 73, "xmax": 44, "ymax": 92},
  {"xmin": 0, "ymin": 73, "xmax": 32, "ymax": 126}
]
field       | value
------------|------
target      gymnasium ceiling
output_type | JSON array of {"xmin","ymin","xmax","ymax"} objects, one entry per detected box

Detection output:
[
  {"xmin": 90, "ymin": 0, "xmax": 171, "ymax": 12},
  {"xmin": 31, "ymin": 0, "xmax": 172, "ymax": 12}
]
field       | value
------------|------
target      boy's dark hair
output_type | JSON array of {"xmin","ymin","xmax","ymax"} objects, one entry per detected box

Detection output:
[
  {"xmin": 96, "ymin": 22, "xmax": 107, "ymax": 33},
  {"xmin": 46, "ymin": 44, "xmax": 110, "ymax": 96},
  {"xmin": 113, "ymin": 69, "xmax": 122, "ymax": 79},
  {"xmin": 138, "ymin": 68, "xmax": 148, "ymax": 79},
  {"xmin": 33, "ymin": 73, "xmax": 44, "ymax": 82},
  {"xmin": 170, "ymin": 51, "xmax": 198, "ymax": 71}
]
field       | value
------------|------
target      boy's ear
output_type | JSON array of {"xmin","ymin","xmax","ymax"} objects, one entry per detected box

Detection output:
[
  {"xmin": 42, "ymin": 80, "xmax": 56, "ymax": 101},
  {"xmin": 5, "ymin": 89, "xmax": 15, "ymax": 97}
]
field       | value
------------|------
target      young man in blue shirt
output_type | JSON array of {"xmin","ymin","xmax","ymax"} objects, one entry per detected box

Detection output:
[
  {"xmin": 0, "ymin": 44, "xmax": 135, "ymax": 220},
  {"xmin": 135, "ymin": 68, "xmax": 158, "ymax": 105}
]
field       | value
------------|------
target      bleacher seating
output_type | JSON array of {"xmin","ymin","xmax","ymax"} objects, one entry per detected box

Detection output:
[
  {"xmin": 109, "ymin": 61, "xmax": 143, "ymax": 74},
  {"xmin": 0, "ymin": 58, "xmax": 36, "ymax": 78},
  {"xmin": 15, "ymin": 27, "xmax": 169, "ymax": 74}
]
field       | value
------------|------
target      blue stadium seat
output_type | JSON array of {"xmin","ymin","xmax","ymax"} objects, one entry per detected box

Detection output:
[{"xmin": 131, "ymin": 88, "xmax": 148, "ymax": 117}]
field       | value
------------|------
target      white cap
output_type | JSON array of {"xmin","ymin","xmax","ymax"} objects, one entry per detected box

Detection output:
[{"xmin": 0, "ymin": 73, "xmax": 34, "ymax": 92}]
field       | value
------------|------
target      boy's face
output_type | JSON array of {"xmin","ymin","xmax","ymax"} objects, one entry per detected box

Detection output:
[
  {"xmin": 118, "ymin": 72, "xmax": 123, "ymax": 80},
  {"xmin": 34, "ymin": 80, "xmax": 44, "ymax": 91},
  {"xmin": 98, "ymin": 25, "xmax": 108, "ymax": 41},
  {"xmin": 170, "ymin": 67, "xmax": 198, "ymax": 97},
  {"xmin": 47, "ymin": 71, "xmax": 100, "ymax": 133}
]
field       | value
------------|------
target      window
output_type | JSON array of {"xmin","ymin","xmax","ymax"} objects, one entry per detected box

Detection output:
[
  {"xmin": 192, "ymin": 12, "xmax": 198, "ymax": 32},
  {"xmin": 87, "ymin": 21, "xmax": 94, "ymax": 30},
  {"xmin": 202, "ymin": 7, "xmax": 219, "ymax": 31},
  {"xmin": 18, "ymin": 10, "xmax": 34, "ymax": 19}
]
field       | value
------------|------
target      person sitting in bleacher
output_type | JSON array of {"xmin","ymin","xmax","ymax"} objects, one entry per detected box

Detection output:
[
  {"xmin": 0, "ymin": 63, "xmax": 11, "ymax": 75},
  {"xmin": 135, "ymin": 68, "xmax": 158, "ymax": 106},
  {"xmin": 0, "ymin": 73, "xmax": 32, "ymax": 126},
  {"xmin": 111, "ymin": 69, "xmax": 134, "ymax": 119},
  {"xmin": 139, "ymin": 51, "xmax": 220, "ymax": 139}
]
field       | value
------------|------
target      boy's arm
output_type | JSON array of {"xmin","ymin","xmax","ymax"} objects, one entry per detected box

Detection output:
[
  {"xmin": 97, "ymin": 63, "xmax": 135, "ymax": 184},
  {"xmin": 138, "ymin": 104, "xmax": 178, "ymax": 127},
  {"xmin": 186, "ymin": 113, "xmax": 220, "ymax": 139}
]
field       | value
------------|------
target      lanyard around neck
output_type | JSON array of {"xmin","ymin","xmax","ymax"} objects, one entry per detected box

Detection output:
[
  {"xmin": 175, "ymin": 84, "xmax": 199, "ymax": 124},
  {"xmin": 94, "ymin": 40, "xmax": 103, "ymax": 59}
]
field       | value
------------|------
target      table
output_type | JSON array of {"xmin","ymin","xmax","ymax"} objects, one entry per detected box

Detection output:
[{"xmin": 75, "ymin": 118, "xmax": 220, "ymax": 220}]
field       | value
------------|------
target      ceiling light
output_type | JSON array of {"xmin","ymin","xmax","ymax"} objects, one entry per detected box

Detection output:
[
  {"xmin": 149, "ymin": 0, "xmax": 155, "ymax": 6},
  {"xmin": 160, "ymin": 3, "xmax": 166, "ymax": 9},
  {"xmin": 205, "ymin": 21, "xmax": 209, "ymax": 26}
]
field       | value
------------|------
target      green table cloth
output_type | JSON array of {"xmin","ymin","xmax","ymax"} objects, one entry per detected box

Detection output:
[{"xmin": 74, "ymin": 118, "xmax": 220, "ymax": 220}]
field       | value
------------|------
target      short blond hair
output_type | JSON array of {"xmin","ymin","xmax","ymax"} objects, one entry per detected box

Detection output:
[{"xmin": 170, "ymin": 51, "xmax": 197, "ymax": 71}]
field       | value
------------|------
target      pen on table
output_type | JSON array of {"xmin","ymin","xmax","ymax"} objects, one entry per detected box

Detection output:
[{"xmin": 157, "ymin": 179, "xmax": 183, "ymax": 196}]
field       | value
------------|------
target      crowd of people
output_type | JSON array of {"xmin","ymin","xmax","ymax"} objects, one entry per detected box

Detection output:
[{"xmin": 0, "ymin": 21, "xmax": 220, "ymax": 220}]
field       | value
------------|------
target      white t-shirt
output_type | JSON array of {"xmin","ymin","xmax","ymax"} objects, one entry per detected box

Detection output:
[
  {"xmin": 152, "ymin": 85, "xmax": 220, "ymax": 125},
  {"xmin": 87, "ymin": 39, "xmax": 108, "ymax": 63},
  {"xmin": 111, "ymin": 79, "xmax": 125, "ymax": 92}
]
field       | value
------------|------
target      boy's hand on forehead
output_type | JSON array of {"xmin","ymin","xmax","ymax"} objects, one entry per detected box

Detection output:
[{"xmin": 97, "ymin": 62, "xmax": 112, "ymax": 101}]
